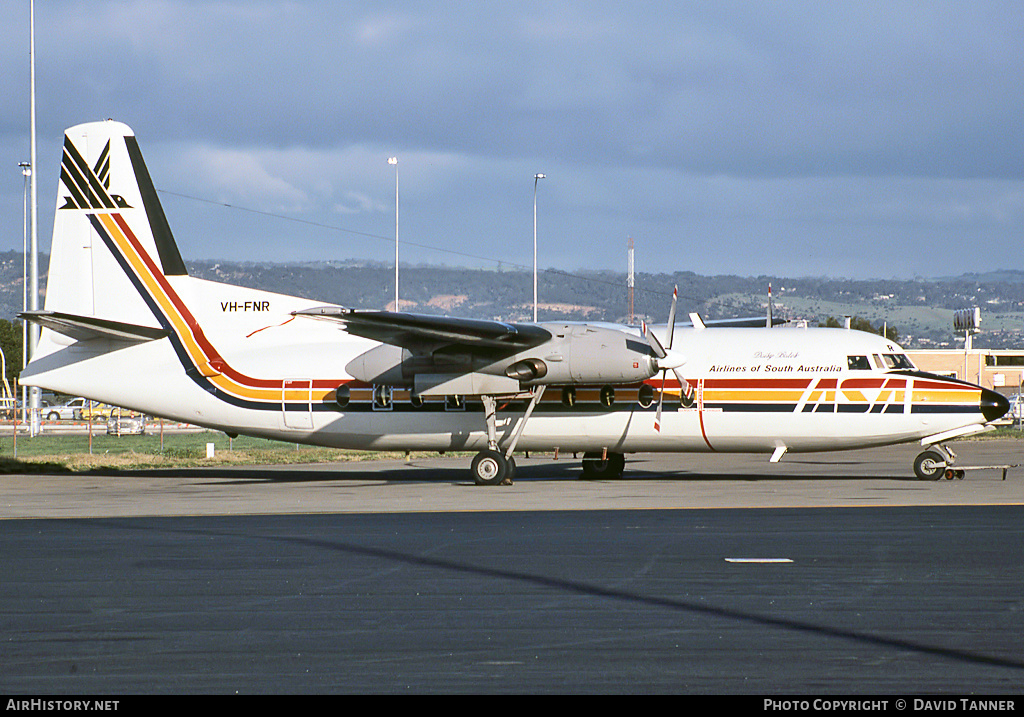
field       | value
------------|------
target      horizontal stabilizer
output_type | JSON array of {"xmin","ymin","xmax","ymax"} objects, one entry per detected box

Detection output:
[
  {"xmin": 293, "ymin": 306, "xmax": 552, "ymax": 352},
  {"xmin": 21, "ymin": 310, "xmax": 167, "ymax": 343}
]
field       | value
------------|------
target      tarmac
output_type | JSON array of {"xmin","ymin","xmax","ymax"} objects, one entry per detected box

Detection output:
[
  {"xmin": 3, "ymin": 438, "xmax": 1023, "ymax": 694},
  {"xmin": 2, "ymin": 437, "xmax": 1022, "ymax": 520}
]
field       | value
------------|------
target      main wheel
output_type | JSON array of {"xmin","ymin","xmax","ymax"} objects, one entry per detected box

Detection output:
[
  {"xmin": 471, "ymin": 449, "xmax": 508, "ymax": 486},
  {"xmin": 581, "ymin": 451, "xmax": 626, "ymax": 479},
  {"xmin": 914, "ymin": 450, "xmax": 946, "ymax": 481},
  {"xmin": 46, "ymin": 411, "xmax": 59, "ymax": 421}
]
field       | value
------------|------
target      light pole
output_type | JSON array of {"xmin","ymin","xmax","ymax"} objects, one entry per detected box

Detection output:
[
  {"xmin": 28, "ymin": 0, "xmax": 40, "ymax": 436},
  {"xmin": 19, "ymin": 162, "xmax": 30, "ymax": 425},
  {"xmin": 388, "ymin": 156, "xmax": 399, "ymax": 311},
  {"xmin": 533, "ymin": 173, "xmax": 545, "ymax": 322}
]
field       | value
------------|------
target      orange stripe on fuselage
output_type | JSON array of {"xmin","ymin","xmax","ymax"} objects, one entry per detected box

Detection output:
[{"xmin": 101, "ymin": 213, "xmax": 338, "ymax": 404}]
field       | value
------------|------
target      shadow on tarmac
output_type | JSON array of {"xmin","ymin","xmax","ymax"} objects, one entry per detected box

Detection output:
[{"xmin": 66, "ymin": 454, "xmax": 926, "ymax": 485}]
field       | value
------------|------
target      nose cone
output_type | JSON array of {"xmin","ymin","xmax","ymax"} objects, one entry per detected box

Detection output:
[{"xmin": 981, "ymin": 389, "xmax": 1010, "ymax": 423}]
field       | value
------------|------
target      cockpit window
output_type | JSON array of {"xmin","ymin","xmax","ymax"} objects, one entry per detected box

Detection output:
[
  {"xmin": 881, "ymin": 353, "xmax": 915, "ymax": 370},
  {"xmin": 847, "ymin": 356, "xmax": 871, "ymax": 370}
]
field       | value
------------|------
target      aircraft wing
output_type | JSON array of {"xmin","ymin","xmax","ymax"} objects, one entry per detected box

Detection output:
[
  {"xmin": 695, "ymin": 316, "xmax": 789, "ymax": 328},
  {"xmin": 293, "ymin": 306, "xmax": 552, "ymax": 352}
]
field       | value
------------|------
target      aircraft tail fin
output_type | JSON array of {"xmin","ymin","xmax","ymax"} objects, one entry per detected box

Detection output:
[{"xmin": 41, "ymin": 120, "xmax": 186, "ymax": 335}]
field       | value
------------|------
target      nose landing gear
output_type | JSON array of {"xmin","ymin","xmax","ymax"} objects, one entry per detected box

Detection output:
[{"xmin": 914, "ymin": 444, "xmax": 956, "ymax": 481}]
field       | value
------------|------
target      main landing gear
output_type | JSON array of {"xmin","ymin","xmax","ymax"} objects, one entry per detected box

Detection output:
[
  {"xmin": 470, "ymin": 388, "xmax": 544, "ymax": 486},
  {"xmin": 581, "ymin": 451, "xmax": 626, "ymax": 479},
  {"xmin": 471, "ymin": 449, "xmax": 516, "ymax": 486},
  {"xmin": 468, "ymin": 387, "xmax": 627, "ymax": 485},
  {"xmin": 914, "ymin": 444, "xmax": 957, "ymax": 481}
]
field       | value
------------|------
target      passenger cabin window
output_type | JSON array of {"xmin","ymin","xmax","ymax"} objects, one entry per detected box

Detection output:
[{"xmin": 847, "ymin": 356, "xmax": 871, "ymax": 370}]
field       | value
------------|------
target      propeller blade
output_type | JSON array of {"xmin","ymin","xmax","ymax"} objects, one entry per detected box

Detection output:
[
  {"xmin": 655, "ymin": 370, "xmax": 666, "ymax": 432},
  {"xmin": 665, "ymin": 286, "xmax": 678, "ymax": 350},
  {"xmin": 645, "ymin": 321, "xmax": 687, "ymax": 368},
  {"xmin": 652, "ymin": 285, "xmax": 686, "ymax": 430},
  {"xmin": 674, "ymin": 368, "xmax": 695, "ymax": 408},
  {"xmin": 646, "ymin": 324, "xmax": 667, "ymax": 359}
]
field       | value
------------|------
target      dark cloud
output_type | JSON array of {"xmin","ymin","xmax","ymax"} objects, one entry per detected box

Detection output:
[{"xmin": 1, "ymin": 1, "xmax": 1023, "ymax": 279}]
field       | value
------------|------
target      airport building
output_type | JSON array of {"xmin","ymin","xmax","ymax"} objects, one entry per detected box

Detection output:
[
  {"xmin": 883, "ymin": 308, "xmax": 1023, "ymax": 397},
  {"xmin": 907, "ymin": 349, "xmax": 1024, "ymax": 395}
]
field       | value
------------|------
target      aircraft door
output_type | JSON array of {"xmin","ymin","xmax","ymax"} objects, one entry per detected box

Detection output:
[{"xmin": 282, "ymin": 379, "xmax": 313, "ymax": 429}]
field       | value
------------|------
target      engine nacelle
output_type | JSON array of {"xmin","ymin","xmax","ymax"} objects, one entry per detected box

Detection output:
[
  {"xmin": 507, "ymin": 323, "xmax": 657, "ymax": 386},
  {"xmin": 345, "ymin": 323, "xmax": 657, "ymax": 393}
]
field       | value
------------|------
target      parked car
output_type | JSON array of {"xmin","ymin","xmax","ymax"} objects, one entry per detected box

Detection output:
[
  {"xmin": 107, "ymin": 408, "xmax": 146, "ymax": 435},
  {"xmin": 80, "ymin": 402, "xmax": 114, "ymax": 422},
  {"xmin": 1007, "ymin": 394, "xmax": 1023, "ymax": 423},
  {"xmin": 2, "ymin": 399, "xmax": 51, "ymax": 420},
  {"xmin": 989, "ymin": 393, "xmax": 1024, "ymax": 426},
  {"xmin": 45, "ymin": 397, "xmax": 87, "ymax": 421}
]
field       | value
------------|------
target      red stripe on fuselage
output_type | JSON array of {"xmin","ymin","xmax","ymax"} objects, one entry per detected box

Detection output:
[{"xmin": 110, "ymin": 213, "xmax": 339, "ymax": 391}]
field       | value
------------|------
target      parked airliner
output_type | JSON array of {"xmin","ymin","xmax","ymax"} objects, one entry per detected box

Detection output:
[{"xmin": 20, "ymin": 121, "xmax": 1009, "ymax": 484}]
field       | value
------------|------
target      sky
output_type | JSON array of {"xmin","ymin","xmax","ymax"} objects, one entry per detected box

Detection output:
[{"xmin": 1, "ymin": 1, "xmax": 1023, "ymax": 281}]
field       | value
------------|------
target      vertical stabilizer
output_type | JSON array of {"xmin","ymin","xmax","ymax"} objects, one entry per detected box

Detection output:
[{"xmin": 45, "ymin": 120, "xmax": 184, "ymax": 329}]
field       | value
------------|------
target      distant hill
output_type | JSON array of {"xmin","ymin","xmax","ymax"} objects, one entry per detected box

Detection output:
[
  {"xmin": 940, "ymin": 270, "xmax": 1024, "ymax": 284},
  {"xmin": 3, "ymin": 250, "xmax": 1021, "ymax": 349}
]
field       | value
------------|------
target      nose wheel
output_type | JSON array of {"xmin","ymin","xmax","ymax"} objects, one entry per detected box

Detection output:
[{"xmin": 914, "ymin": 445, "xmax": 956, "ymax": 481}]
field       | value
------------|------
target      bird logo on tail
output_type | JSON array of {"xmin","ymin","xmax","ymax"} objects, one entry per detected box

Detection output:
[{"xmin": 59, "ymin": 138, "xmax": 131, "ymax": 210}]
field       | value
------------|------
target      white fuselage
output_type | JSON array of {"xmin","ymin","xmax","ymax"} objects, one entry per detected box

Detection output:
[{"xmin": 26, "ymin": 277, "xmax": 996, "ymax": 457}]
